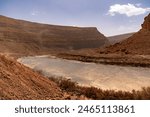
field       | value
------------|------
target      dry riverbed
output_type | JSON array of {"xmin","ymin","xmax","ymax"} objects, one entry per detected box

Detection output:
[{"xmin": 18, "ymin": 55, "xmax": 150, "ymax": 92}]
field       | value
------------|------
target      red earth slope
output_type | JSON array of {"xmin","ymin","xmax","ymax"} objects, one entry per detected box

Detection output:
[{"xmin": 0, "ymin": 55, "xmax": 63, "ymax": 100}]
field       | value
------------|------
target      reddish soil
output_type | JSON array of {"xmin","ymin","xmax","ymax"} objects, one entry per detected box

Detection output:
[{"xmin": 0, "ymin": 55, "xmax": 64, "ymax": 100}]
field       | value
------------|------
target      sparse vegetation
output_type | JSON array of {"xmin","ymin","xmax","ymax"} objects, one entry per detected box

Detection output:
[
  {"xmin": 49, "ymin": 77, "xmax": 77, "ymax": 92},
  {"xmin": 0, "ymin": 55, "xmax": 64, "ymax": 100},
  {"xmin": 58, "ymin": 53, "xmax": 150, "ymax": 67},
  {"xmin": 48, "ymin": 76, "xmax": 150, "ymax": 100}
]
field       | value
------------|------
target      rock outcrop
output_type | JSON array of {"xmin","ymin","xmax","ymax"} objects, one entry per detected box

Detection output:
[
  {"xmin": 103, "ymin": 13, "xmax": 150, "ymax": 55},
  {"xmin": 142, "ymin": 13, "xmax": 150, "ymax": 31}
]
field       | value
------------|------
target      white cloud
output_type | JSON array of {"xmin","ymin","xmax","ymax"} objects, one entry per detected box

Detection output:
[{"xmin": 108, "ymin": 3, "xmax": 150, "ymax": 17}]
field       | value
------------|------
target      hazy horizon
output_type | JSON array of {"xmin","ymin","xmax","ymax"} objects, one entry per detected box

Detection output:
[{"xmin": 0, "ymin": 0, "xmax": 150, "ymax": 36}]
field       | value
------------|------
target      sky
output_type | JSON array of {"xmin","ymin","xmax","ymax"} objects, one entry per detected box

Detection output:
[{"xmin": 0, "ymin": 0, "xmax": 150, "ymax": 36}]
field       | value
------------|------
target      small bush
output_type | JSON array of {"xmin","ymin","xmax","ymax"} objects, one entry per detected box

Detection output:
[
  {"xmin": 59, "ymin": 79, "xmax": 77, "ymax": 91},
  {"xmin": 48, "ymin": 76, "xmax": 150, "ymax": 100}
]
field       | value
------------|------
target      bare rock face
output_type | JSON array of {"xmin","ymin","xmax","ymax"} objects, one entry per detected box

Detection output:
[{"xmin": 142, "ymin": 13, "xmax": 150, "ymax": 31}]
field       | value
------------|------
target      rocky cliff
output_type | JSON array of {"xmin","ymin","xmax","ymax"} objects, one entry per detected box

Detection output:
[
  {"xmin": 103, "ymin": 13, "xmax": 150, "ymax": 55},
  {"xmin": 142, "ymin": 13, "xmax": 150, "ymax": 31}
]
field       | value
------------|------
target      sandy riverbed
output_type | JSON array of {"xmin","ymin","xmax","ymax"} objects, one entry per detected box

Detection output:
[{"xmin": 18, "ymin": 56, "xmax": 150, "ymax": 91}]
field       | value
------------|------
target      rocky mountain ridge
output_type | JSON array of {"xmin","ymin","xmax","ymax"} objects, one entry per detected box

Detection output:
[{"xmin": 0, "ymin": 15, "xmax": 108, "ymax": 55}]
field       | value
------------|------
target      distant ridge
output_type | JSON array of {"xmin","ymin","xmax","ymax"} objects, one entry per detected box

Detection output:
[
  {"xmin": 0, "ymin": 15, "xmax": 108, "ymax": 55},
  {"xmin": 108, "ymin": 32, "xmax": 135, "ymax": 45}
]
